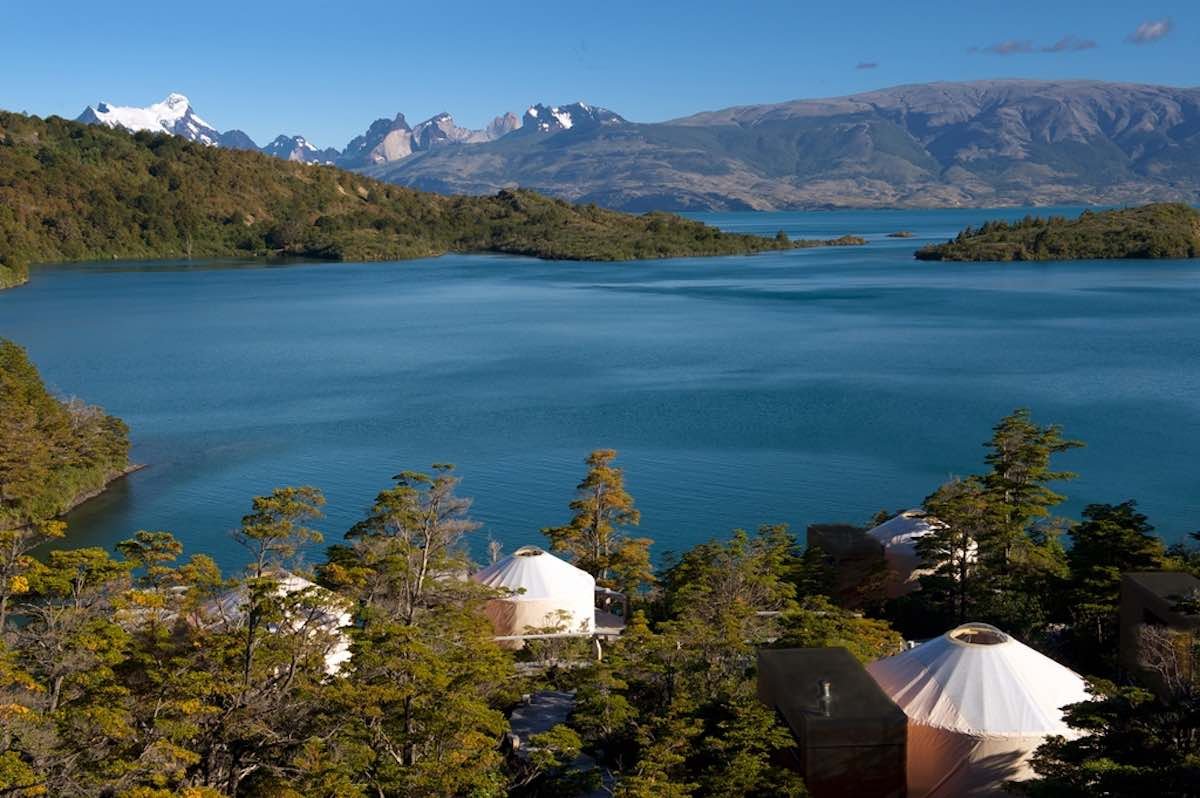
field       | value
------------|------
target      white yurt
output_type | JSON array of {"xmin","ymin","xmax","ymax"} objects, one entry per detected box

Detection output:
[
  {"xmin": 201, "ymin": 572, "xmax": 354, "ymax": 675},
  {"xmin": 867, "ymin": 509, "xmax": 946, "ymax": 598},
  {"xmin": 867, "ymin": 622, "xmax": 1091, "ymax": 797},
  {"xmin": 473, "ymin": 546, "xmax": 595, "ymax": 637}
]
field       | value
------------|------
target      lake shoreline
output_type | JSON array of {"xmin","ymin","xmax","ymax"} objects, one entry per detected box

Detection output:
[
  {"xmin": 61, "ymin": 463, "xmax": 145, "ymax": 520},
  {"xmin": 0, "ymin": 233, "xmax": 878, "ymax": 295}
]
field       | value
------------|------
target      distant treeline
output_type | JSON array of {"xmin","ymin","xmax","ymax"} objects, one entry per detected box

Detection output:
[
  {"xmin": 916, "ymin": 203, "xmax": 1200, "ymax": 262},
  {"xmin": 0, "ymin": 112, "xmax": 813, "ymax": 290}
]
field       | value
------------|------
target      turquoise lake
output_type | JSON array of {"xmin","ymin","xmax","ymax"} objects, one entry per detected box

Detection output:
[{"xmin": 2, "ymin": 207, "xmax": 1198, "ymax": 570}]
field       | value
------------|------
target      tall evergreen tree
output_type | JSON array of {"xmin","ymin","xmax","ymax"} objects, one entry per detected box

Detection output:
[
  {"xmin": 234, "ymin": 485, "xmax": 325, "ymax": 579},
  {"xmin": 1017, "ymin": 679, "xmax": 1200, "ymax": 798},
  {"xmin": 328, "ymin": 465, "xmax": 480, "ymax": 625},
  {"xmin": 304, "ymin": 470, "xmax": 513, "ymax": 796},
  {"xmin": 543, "ymin": 449, "xmax": 653, "ymax": 596},
  {"xmin": 916, "ymin": 476, "xmax": 999, "ymax": 626},
  {"xmin": 982, "ymin": 408, "xmax": 1082, "ymax": 573},
  {"xmin": 905, "ymin": 410, "xmax": 1079, "ymax": 638},
  {"xmin": 1066, "ymin": 501, "xmax": 1166, "ymax": 670}
]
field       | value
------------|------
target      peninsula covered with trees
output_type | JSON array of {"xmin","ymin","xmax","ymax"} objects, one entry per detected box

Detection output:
[
  {"xmin": 916, "ymin": 203, "xmax": 1200, "ymax": 262},
  {"xmin": 0, "ymin": 338, "xmax": 130, "ymax": 525},
  {"xmin": 0, "ymin": 111, "xmax": 859, "ymax": 291}
]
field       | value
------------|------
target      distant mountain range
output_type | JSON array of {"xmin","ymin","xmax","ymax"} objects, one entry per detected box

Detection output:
[
  {"xmin": 75, "ymin": 80, "xmax": 1200, "ymax": 210},
  {"xmin": 75, "ymin": 94, "xmax": 523, "ymax": 168}
]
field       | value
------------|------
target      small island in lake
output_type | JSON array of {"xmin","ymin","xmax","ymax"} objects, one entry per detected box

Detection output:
[
  {"xmin": 915, "ymin": 203, "xmax": 1200, "ymax": 262},
  {"xmin": 887, "ymin": 231, "xmax": 914, "ymax": 238},
  {"xmin": 792, "ymin": 234, "xmax": 867, "ymax": 248}
]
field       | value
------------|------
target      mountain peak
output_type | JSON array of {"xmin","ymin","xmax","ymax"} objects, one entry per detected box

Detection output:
[
  {"xmin": 522, "ymin": 102, "xmax": 625, "ymax": 133},
  {"xmin": 486, "ymin": 112, "xmax": 521, "ymax": 139},
  {"xmin": 339, "ymin": 113, "xmax": 417, "ymax": 167},
  {"xmin": 77, "ymin": 92, "xmax": 220, "ymax": 146},
  {"xmin": 261, "ymin": 134, "xmax": 338, "ymax": 164},
  {"xmin": 338, "ymin": 108, "xmax": 520, "ymax": 168}
]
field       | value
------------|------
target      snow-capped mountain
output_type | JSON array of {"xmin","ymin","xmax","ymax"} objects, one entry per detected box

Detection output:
[
  {"xmin": 76, "ymin": 93, "xmax": 223, "ymax": 146},
  {"xmin": 260, "ymin": 135, "xmax": 339, "ymax": 164},
  {"xmin": 73, "ymin": 91, "xmax": 615, "ymax": 171},
  {"xmin": 521, "ymin": 102, "xmax": 625, "ymax": 133}
]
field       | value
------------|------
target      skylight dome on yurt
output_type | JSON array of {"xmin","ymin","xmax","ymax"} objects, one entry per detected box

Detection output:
[
  {"xmin": 472, "ymin": 546, "xmax": 596, "ymax": 637},
  {"xmin": 866, "ymin": 622, "xmax": 1091, "ymax": 797}
]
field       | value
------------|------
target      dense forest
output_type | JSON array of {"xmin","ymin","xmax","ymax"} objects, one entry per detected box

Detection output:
[
  {"xmin": 0, "ymin": 112, "xmax": 830, "ymax": 291},
  {"xmin": 0, "ymin": 335, "xmax": 129, "ymax": 515},
  {"xmin": 2, "ymin": 342, "xmax": 1199, "ymax": 795},
  {"xmin": 915, "ymin": 203, "xmax": 1200, "ymax": 262}
]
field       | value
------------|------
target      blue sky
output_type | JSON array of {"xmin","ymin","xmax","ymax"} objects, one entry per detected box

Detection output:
[{"xmin": 2, "ymin": 0, "xmax": 1196, "ymax": 149}]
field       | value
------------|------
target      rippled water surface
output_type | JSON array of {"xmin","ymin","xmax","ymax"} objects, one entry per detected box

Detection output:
[{"xmin": 2, "ymin": 207, "xmax": 1198, "ymax": 569}]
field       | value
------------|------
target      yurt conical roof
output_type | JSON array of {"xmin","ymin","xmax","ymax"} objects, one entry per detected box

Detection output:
[
  {"xmin": 868, "ymin": 509, "xmax": 943, "ymax": 549},
  {"xmin": 867, "ymin": 622, "xmax": 1090, "ymax": 737},
  {"xmin": 473, "ymin": 546, "xmax": 597, "ymax": 640},
  {"xmin": 866, "ymin": 509, "xmax": 945, "ymax": 597},
  {"xmin": 473, "ymin": 545, "xmax": 595, "ymax": 599}
]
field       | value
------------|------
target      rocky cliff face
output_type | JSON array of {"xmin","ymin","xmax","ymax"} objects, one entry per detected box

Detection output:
[
  {"xmin": 366, "ymin": 81, "xmax": 1200, "ymax": 210},
  {"xmin": 339, "ymin": 111, "xmax": 522, "ymax": 167},
  {"xmin": 485, "ymin": 112, "xmax": 522, "ymax": 140},
  {"xmin": 338, "ymin": 114, "xmax": 416, "ymax": 167}
]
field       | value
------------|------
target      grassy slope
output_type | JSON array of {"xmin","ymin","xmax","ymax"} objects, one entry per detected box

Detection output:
[
  {"xmin": 915, "ymin": 203, "xmax": 1200, "ymax": 262},
  {"xmin": 0, "ymin": 112, "xmax": 814, "ymax": 290}
]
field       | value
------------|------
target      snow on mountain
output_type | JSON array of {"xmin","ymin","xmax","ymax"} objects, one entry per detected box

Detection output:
[
  {"xmin": 412, "ymin": 113, "xmax": 478, "ymax": 147},
  {"xmin": 74, "ymin": 91, "xmax": 605, "ymax": 170},
  {"xmin": 261, "ymin": 135, "xmax": 339, "ymax": 164},
  {"xmin": 521, "ymin": 102, "xmax": 625, "ymax": 133},
  {"xmin": 76, "ymin": 93, "xmax": 222, "ymax": 146}
]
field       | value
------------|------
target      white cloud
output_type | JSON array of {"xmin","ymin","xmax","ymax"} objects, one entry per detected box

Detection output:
[
  {"xmin": 978, "ymin": 40, "xmax": 1035, "ymax": 56},
  {"xmin": 1127, "ymin": 18, "xmax": 1173, "ymax": 44},
  {"xmin": 1042, "ymin": 36, "xmax": 1098, "ymax": 53},
  {"xmin": 970, "ymin": 34, "xmax": 1100, "ymax": 56}
]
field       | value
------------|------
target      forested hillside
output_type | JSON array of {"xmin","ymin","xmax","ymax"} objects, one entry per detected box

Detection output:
[
  {"xmin": 0, "ymin": 339, "xmax": 131, "ymax": 531},
  {"xmin": 915, "ymin": 204, "xmax": 1200, "ymax": 261},
  {"xmin": 0, "ymin": 112, "xmax": 799, "ymax": 290}
]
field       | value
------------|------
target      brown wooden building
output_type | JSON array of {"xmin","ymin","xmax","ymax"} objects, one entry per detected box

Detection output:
[{"xmin": 758, "ymin": 647, "xmax": 907, "ymax": 798}]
